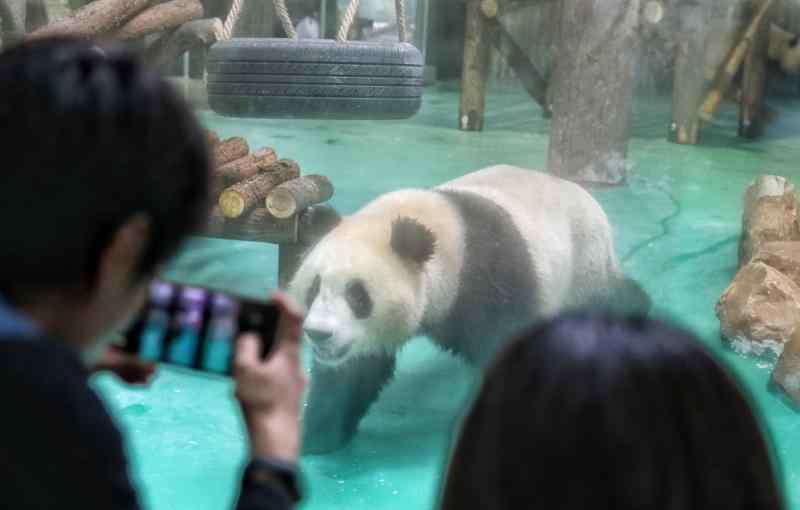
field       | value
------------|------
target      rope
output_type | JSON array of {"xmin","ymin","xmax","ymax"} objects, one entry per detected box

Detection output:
[
  {"xmin": 336, "ymin": 0, "xmax": 361, "ymax": 42},
  {"xmin": 395, "ymin": 0, "xmax": 407, "ymax": 43},
  {"xmin": 221, "ymin": 0, "xmax": 244, "ymax": 40},
  {"xmin": 274, "ymin": 0, "xmax": 298, "ymax": 39}
]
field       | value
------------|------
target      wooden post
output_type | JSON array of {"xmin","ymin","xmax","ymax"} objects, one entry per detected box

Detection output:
[
  {"xmin": 27, "ymin": 0, "xmax": 50, "ymax": 32},
  {"xmin": 232, "ymin": 0, "xmax": 276, "ymax": 37},
  {"xmin": 459, "ymin": 0, "xmax": 491, "ymax": 131},
  {"xmin": 547, "ymin": 0, "xmax": 640, "ymax": 186},
  {"xmin": 0, "ymin": 0, "xmax": 25, "ymax": 47},
  {"xmin": 670, "ymin": 2, "xmax": 710, "ymax": 145},
  {"xmin": 739, "ymin": 0, "xmax": 772, "ymax": 139}
]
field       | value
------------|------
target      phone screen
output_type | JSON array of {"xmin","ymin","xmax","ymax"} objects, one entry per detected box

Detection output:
[{"xmin": 123, "ymin": 280, "xmax": 280, "ymax": 375}]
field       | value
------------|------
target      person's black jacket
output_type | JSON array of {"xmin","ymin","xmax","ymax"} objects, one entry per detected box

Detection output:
[{"xmin": 0, "ymin": 335, "xmax": 295, "ymax": 510}]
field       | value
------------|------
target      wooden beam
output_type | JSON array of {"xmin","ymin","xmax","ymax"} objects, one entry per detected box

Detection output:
[
  {"xmin": 482, "ymin": 0, "xmax": 551, "ymax": 116},
  {"xmin": 698, "ymin": 0, "xmax": 774, "ymax": 123},
  {"xmin": 113, "ymin": 0, "xmax": 205, "ymax": 40},
  {"xmin": 547, "ymin": 0, "xmax": 639, "ymax": 185},
  {"xmin": 25, "ymin": 0, "xmax": 151, "ymax": 40},
  {"xmin": 459, "ymin": 0, "xmax": 491, "ymax": 131}
]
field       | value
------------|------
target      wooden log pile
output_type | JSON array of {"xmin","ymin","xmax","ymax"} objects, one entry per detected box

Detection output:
[
  {"xmin": 204, "ymin": 130, "xmax": 336, "ymax": 245},
  {"xmin": 15, "ymin": 0, "xmax": 223, "ymax": 70}
]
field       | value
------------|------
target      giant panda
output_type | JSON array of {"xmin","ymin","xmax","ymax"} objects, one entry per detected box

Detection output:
[{"xmin": 289, "ymin": 165, "xmax": 650, "ymax": 453}]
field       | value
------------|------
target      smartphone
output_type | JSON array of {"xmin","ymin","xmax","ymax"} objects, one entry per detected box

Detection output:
[{"xmin": 122, "ymin": 280, "xmax": 280, "ymax": 375}]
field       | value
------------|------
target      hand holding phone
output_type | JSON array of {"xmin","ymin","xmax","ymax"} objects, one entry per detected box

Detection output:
[
  {"xmin": 233, "ymin": 291, "xmax": 306, "ymax": 462},
  {"xmin": 123, "ymin": 280, "xmax": 281, "ymax": 375}
]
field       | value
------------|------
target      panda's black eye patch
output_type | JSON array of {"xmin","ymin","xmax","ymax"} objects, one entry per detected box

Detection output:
[
  {"xmin": 307, "ymin": 275, "xmax": 321, "ymax": 307},
  {"xmin": 346, "ymin": 279, "xmax": 372, "ymax": 319}
]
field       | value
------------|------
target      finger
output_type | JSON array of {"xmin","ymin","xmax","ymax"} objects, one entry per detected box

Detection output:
[
  {"xmin": 271, "ymin": 293, "xmax": 304, "ymax": 348},
  {"xmin": 115, "ymin": 360, "xmax": 157, "ymax": 385},
  {"xmin": 271, "ymin": 291, "xmax": 303, "ymax": 322},
  {"xmin": 234, "ymin": 333, "xmax": 261, "ymax": 369}
]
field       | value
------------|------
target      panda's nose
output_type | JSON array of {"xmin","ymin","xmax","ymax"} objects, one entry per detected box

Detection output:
[{"xmin": 304, "ymin": 328, "xmax": 333, "ymax": 344}]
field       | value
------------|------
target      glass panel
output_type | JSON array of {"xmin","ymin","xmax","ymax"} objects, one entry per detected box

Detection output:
[{"xmin": 8, "ymin": 0, "xmax": 800, "ymax": 508}]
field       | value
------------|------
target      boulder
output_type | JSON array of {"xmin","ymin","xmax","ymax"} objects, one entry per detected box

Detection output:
[
  {"xmin": 772, "ymin": 329, "xmax": 800, "ymax": 407},
  {"xmin": 751, "ymin": 241, "xmax": 800, "ymax": 287},
  {"xmin": 716, "ymin": 261, "xmax": 800, "ymax": 356},
  {"xmin": 739, "ymin": 175, "xmax": 800, "ymax": 267}
]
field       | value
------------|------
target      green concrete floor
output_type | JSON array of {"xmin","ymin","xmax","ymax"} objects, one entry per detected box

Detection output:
[{"xmin": 93, "ymin": 82, "xmax": 800, "ymax": 509}]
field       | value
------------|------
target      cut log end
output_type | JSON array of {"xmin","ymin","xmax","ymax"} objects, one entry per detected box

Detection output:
[
  {"xmin": 266, "ymin": 188, "xmax": 299, "ymax": 219},
  {"xmin": 265, "ymin": 175, "xmax": 334, "ymax": 219},
  {"xmin": 219, "ymin": 190, "xmax": 245, "ymax": 218},
  {"xmin": 643, "ymin": 1, "xmax": 664, "ymax": 24}
]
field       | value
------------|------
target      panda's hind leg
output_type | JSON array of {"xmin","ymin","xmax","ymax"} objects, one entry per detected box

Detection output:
[{"xmin": 301, "ymin": 352, "xmax": 397, "ymax": 454}]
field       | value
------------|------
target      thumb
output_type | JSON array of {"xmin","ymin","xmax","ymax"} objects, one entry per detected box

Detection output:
[
  {"xmin": 270, "ymin": 291, "xmax": 304, "ymax": 347},
  {"xmin": 234, "ymin": 333, "xmax": 261, "ymax": 370}
]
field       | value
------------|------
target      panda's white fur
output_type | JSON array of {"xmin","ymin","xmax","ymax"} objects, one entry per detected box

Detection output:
[{"xmin": 291, "ymin": 165, "xmax": 648, "ymax": 452}]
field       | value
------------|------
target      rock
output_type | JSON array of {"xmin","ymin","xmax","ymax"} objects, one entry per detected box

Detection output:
[
  {"xmin": 738, "ymin": 190, "xmax": 800, "ymax": 268},
  {"xmin": 772, "ymin": 328, "xmax": 800, "ymax": 407},
  {"xmin": 752, "ymin": 241, "xmax": 800, "ymax": 287},
  {"xmin": 716, "ymin": 261, "xmax": 800, "ymax": 357},
  {"xmin": 742, "ymin": 175, "xmax": 795, "ymax": 221}
]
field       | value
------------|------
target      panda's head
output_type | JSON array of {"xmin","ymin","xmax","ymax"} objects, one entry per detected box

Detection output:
[{"xmin": 289, "ymin": 216, "xmax": 437, "ymax": 366}]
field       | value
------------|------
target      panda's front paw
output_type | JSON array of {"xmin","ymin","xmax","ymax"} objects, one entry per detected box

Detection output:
[{"xmin": 301, "ymin": 421, "xmax": 353, "ymax": 454}]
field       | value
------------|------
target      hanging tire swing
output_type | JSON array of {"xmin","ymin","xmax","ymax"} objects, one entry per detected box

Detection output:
[{"xmin": 207, "ymin": 0, "xmax": 424, "ymax": 119}]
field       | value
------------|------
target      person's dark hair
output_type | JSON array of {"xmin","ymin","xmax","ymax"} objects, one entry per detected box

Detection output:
[
  {"xmin": 0, "ymin": 37, "xmax": 211, "ymax": 300},
  {"xmin": 439, "ymin": 312, "xmax": 784, "ymax": 510}
]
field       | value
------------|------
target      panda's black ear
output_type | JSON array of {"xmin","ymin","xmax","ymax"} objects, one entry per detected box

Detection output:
[
  {"xmin": 391, "ymin": 217, "xmax": 436, "ymax": 265},
  {"xmin": 791, "ymin": 35, "xmax": 799, "ymax": 48}
]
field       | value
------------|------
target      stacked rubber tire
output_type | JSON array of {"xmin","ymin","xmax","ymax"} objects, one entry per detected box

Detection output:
[{"xmin": 207, "ymin": 38, "xmax": 424, "ymax": 119}]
